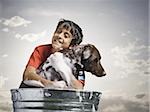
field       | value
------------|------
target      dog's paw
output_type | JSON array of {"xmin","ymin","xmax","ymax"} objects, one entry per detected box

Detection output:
[
  {"xmin": 52, "ymin": 81, "xmax": 67, "ymax": 88},
  {"xmin": 23, "ymin": 80, "xmax": 45, "ymax": 87}
]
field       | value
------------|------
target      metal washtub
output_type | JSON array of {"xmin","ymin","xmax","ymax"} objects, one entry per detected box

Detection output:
[{"xmin": 11, "ymin": 88, "xmax": 101, "ymax": 112}]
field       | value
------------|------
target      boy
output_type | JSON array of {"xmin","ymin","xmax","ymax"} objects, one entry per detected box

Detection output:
[{"xmin": 19, "ymin": 19, "xmax": 85, "ymax": 89}]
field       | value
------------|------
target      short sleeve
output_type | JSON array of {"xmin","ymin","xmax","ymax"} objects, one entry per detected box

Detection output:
[{"xmin": 26, "ymin": 47, "xmax": 42, "ymax": 69}]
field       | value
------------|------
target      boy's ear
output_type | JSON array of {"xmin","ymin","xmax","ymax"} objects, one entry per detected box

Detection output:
[{"xmin": 69, "ymin": 46, "xmax": 72, "ymax": 49}]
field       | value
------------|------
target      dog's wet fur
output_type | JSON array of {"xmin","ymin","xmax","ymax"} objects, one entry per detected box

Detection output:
[
  {"xmin": 23, "ymin": 44, "xmax": 106, "ymax": 88},
  {"xmin": 36, "ymin": 44, "xmax": 106, "ymax": 86}
]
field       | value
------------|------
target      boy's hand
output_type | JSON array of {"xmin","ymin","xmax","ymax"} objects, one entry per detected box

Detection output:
[{"xmin": 71, "ymin": 79, "xmax": 83, "ymax": 89}]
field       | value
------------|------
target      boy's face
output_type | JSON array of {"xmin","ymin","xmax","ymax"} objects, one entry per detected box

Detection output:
[{"xmin": 52, "ymin": 23, "xmax": 73, "ymax": 51}]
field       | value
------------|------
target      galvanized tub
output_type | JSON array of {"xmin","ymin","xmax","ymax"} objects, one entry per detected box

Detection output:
[{"xmin": 11, "ymin": 88, "xmax": 101, "ymax": 112}]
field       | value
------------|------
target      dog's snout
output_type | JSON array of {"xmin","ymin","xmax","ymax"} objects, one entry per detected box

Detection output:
[
  {"xmin": 94, "ymin": 70, "xmax": 106, "ymax": 77},
  {"xmin": 102, "ymin": 71, "xmax": 106, "ymax": 76}
]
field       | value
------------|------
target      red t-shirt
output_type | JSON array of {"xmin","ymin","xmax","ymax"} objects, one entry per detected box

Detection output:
[
  {"xmin": 27, "ymin": 44, "xmax": 53, "ymax": 69},
  {"xmin": 26, "ymin": 44, "xmax": 85, "ymax": 86}
]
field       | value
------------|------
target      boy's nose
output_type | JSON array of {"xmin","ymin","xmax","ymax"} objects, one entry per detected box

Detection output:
[
  {"xmin": 57, "ymin": 36, "xmax": 64, "ymax": 44},
  {"xmin": 58, "ymin": 32, "xmax": 64, "ymax": 38}
]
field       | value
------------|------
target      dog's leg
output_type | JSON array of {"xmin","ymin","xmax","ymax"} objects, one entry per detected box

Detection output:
[
  {"xmin": 23, "ymin": 80, "xmax": 45, "ymax": 87},
  {"xmin": 49, "ymin": 52, "xmax": 74, "ymax": 87},
  {"xmin": 47, "ymin": 80, "xmax": 67, "ymax": 89}
]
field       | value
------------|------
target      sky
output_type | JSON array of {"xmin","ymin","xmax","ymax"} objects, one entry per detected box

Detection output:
[{"xmin": 0, "ymin": 0, "xmax": 149, "ymax": 112}]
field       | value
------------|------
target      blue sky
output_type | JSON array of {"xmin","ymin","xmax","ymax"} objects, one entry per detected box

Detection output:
[{"xmin": 0, "ymin": 0, "xmax": 149, "ymax": 112}]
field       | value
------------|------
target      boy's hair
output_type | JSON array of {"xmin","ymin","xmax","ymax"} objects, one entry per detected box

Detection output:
[{"xmin": 55, "ymin": 19, "xmax": 83, "ymax": 45}]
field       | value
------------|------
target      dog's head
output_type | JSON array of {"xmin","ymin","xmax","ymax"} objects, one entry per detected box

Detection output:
[{"xmin": 81, "ymin": 44, "xmax": 106, "ymax": 77}]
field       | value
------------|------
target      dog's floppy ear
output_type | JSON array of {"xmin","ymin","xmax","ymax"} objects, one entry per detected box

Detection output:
[{"xmin": 82, "ymin": 45, "xmax": 92, "ymax": 59}]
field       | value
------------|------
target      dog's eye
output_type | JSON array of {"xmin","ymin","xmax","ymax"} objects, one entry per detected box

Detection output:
[{"xmin": 94, "ymin": 58, "xmax": 98, "ymax": 63}]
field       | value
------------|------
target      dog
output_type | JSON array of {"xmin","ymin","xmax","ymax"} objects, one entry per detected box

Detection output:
[{"xmin": 24, "ymin": 44, "xmax": 106, "ymax": 88}]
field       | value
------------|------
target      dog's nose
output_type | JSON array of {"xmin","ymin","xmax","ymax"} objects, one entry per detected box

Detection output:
[{"xmin": 102, "ymin": 71, "xmax": 106, "ymax": 76}]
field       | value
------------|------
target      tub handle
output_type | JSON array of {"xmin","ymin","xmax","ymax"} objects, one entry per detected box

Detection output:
[{"xmin": 44, "ymin": 91, "xmax": 52, "ymax": 97}]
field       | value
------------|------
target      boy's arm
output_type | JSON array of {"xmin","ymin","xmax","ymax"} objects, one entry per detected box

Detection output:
[
  {"xmin": 23, "ymin": 66, "xmax": 84, "ymax": 89},
  {"xmin": 23, "ymin": 66, "xmax": 53, "ymax": 86}
]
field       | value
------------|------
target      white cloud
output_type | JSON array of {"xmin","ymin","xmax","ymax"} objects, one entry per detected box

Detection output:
[
  {"xmin": 15, "ymin": 31, "xmax": 47, "ymax": 42},
  {"xmin": 2, "ymin": 28, "xmax": 9, "ymax": 32},
  {"xmin": 0, "ymin": 75, "xmax": 8, "ymax": 89},
  {"xmin": 0, "ymin": 90, "xmax": 12, "ymax": 112},
  {"xmin": 111, "ymin": 41, "xmax": 149, "ymax": 78},
  {"xmin": 2, "ymin": 16, "xmax": 32, "ymax": 27},
  {"xmin": 15, "ymin": 33, "xmax": 21, "ymax": 39},
  {"xmin": 1, "ymin": 54, "xmax": 8, "ymax": 58},
  {"xmin": 101, "ymin": 95, "xmax": 149, "ymax": 112},
  {"xmin": 121, "ymin": 30, "xmax": 131, "ymax": 37}
]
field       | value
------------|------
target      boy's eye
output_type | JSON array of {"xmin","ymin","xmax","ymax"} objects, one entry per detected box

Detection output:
[{"xmin": 64, "ymin": 32, "xmax": 70, "ymax": 38}]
